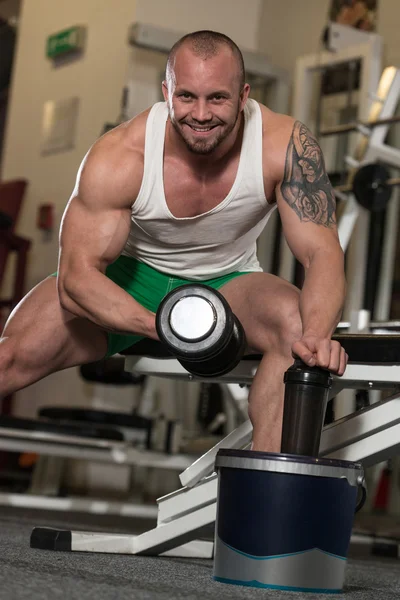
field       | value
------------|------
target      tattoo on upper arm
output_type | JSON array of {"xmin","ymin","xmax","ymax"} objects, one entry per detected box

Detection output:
[{"xmin": 280, "ymin": 121, "xmax": 336, "ymax": 227}]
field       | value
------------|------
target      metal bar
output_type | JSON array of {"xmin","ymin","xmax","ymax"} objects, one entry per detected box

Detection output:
[
  {"xmin": 132, "ymin": 503, "xmax": 217, "ymax": 555},
  {"xmin": 337, "ymin": 194, "xmax": 359, "ymax": 251},
  {"xmin": 0, "ymin": 428, "xmax": 195, "ymax": 470},
  {"xmin": 320, "ymin": 114, "xmax": 400, "ymax": 137},
  {"xmin": 337, "ymin": 320, "xmax": 400, "ymax": 329},
  {"xmin": 335, "ymin": 176, "xmax": 400, "ymax": 194},
  {"xmin": 62, "ymin": 502, "xmax": 216, "ymax": 555},
  {"xmin": 179, "ymin": 419, "xmax": 253, "ymax": 488},
  {"xmin": 0, "ymin": 492, "xmax": 158, "ymax": 519},
  {"xmin": 326, "ymin": 422, "xmax": 400, "ymax": 467},
  {"xmin": 321, "ymin": 393, "xmax": 400, "ymax": 456},
  {"xmin": 28, "ymin": 456, "xmax": 65, "ymax": 496},
  {"xmin": 71, "ymin": 531, "xmax": 213, "ymax": 557},
  {"xmin": 157, "ymin": 474, "xmax": 218, "ymax": 525}
]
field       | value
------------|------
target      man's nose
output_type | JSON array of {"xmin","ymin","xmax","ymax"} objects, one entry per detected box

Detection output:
[{"xmin": 191, "ymin": 99, "xmax": 212, "ymax": 122}]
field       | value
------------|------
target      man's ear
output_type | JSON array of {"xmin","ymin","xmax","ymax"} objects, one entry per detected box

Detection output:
[
  {"xmin": 162, "ymin": 81, "xmax": 169, "ymax": 102},
  {"xmin": 240, "ymin": 83, "xmax": 251, "ymax": 110}
]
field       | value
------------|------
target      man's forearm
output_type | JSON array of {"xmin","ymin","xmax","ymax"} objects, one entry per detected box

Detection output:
[
  {"xmin": 299, "ymin": 249, "xmax": 346, "ymax": 338},
  {"xmin": 59, "ymin": 268, "xmax": 157, "ymax": 339}
]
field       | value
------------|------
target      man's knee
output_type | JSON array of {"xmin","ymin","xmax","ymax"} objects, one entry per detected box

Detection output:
[
  {"xmin": 258, "ymin": 290, "xmax": 302, "ymax": 355},
  {"xmin": 278, "ymin": 299, "xmax": 302, "ymax": 354},
  {"xmin": 0, "ymin": 336, "xmax": 16, "ymax": 373},
  {"xmin": 1, "ymin": 333, "xmax": 47, "ymax": 373}
]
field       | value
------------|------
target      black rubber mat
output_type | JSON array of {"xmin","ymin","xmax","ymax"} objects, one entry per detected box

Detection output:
[{"xmin": 1, "ymin": 507, "xmax": 400, "ymax": 600}]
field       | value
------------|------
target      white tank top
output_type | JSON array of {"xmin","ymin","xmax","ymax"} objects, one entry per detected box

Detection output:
[{"xmin": 122, "ymin": 98, "xmax": 276, "ymax": 280}]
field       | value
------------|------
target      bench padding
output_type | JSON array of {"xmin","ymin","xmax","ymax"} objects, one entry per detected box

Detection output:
[{"xmin": 121, "ymin": 334, "xmax": 400, "ymax": 365}]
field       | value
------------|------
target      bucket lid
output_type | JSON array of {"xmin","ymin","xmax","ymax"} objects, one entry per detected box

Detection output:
[{"xmin": 215, "ymin": 449, "xmax": 364, "ymax": 488}]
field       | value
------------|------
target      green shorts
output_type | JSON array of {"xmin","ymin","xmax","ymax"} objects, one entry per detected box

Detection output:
[{"xmin": 54, "ymin": 256, "xmax": 251, "ymax": 357}]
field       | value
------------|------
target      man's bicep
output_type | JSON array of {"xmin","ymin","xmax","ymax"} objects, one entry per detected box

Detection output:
[
  {"xmin": 58, "ymin": 144, "xmax": 139, "ymax": 280},
  {"xmin": 276, "ymin": 120, "xmax": 340, "ymax": 265},
  {"xmin": 59, "ymin": 195, "xmax": 131, "ymax": 276}
]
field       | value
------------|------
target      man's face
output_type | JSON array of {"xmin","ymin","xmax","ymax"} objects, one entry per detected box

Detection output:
[{"xmin": 163, "ymin": 46, "xmax": 249, "ymax": 155}]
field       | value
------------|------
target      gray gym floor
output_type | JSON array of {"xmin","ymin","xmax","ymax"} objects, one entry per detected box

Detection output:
[{"xmin": 0, "ymin": 507, "xmax": 399, "ymax": 600}]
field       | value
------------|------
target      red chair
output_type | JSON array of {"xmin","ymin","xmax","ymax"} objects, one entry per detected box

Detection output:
[
  {"xmin": 0, "ymin": 179, "xmax": 30, "ymax": 415},
  {"xmin": 0, "ymin": 179, "xmax": 30, "ymax": 321}
]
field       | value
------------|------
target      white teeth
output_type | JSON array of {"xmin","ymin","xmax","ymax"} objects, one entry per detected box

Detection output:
[{"xmin": 192, "ymin": 127, "xmax": 212, "ymax": 132}]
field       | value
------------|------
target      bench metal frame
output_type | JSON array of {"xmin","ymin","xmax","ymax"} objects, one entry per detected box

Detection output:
[{"xmin": 29, "ymin": 353, "xmax": 400, "ymax": 557}]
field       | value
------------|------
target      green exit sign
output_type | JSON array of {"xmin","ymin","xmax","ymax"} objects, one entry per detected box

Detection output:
[{"xmin": 46, "ymin": 26, "xmax": 86, "ymax": 59}]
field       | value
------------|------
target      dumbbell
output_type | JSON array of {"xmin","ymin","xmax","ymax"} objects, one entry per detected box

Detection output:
[{"xmin": 156, "ymin": 284, "xmax": 246, "ymax": 377}]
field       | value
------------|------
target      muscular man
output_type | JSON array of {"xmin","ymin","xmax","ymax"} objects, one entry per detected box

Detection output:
[{"xmin": 0, "ymin": 30, "xmax": 347, "ymax": 452}]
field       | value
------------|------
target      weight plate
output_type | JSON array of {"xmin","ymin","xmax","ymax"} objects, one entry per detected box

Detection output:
[
  {"xmin": 352, "ymin": 163, "xmax": 391, "ymax": 212},
  {"xmin": 156, "ymin": 284, "xmax": 233, "ymax": 358},
  {"xmin": 179, "ymin": 314, "xmax": 246, "ymax": 377},
  {"xmin": 169, "ymin": 295, "xmax": 216, "ymax": 342}
]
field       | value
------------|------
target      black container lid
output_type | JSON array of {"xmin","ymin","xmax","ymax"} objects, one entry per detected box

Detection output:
[{"xmin": 284, "ymin": 359, "xmax": 333, "ymax": 387}]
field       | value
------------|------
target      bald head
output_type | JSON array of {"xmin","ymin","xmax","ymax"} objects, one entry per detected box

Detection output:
[
  {"xmin": 166, "ymin": 30, "xmax": 245, "ymax": 90},
  {"xmin": 162, "ymin": 30, "xmax": 250, "ymax": 156}
]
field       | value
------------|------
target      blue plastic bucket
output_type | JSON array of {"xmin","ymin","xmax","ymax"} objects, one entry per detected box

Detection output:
[{"xmin": 213, "ymin": 449, "xmax": 366, "ymax": 593}]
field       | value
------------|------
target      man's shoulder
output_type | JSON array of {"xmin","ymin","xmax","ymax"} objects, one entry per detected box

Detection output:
[
  {"xmin": 80, "ymin": 106, "xmax": 156, "ymax": 204},
  {"xmin": 96, "ymin": 106, "xmax": 153, "ymax": 161},
  {"xmin": 85, "ymin": 106, "xmax": 157, "ymax": 181},
  {"xmin": 257, "ymin": 104, "xmax": 297, "ymax": 181},
  {"xmin": 258, "ymin": 103, "xmax": 296, "ymax": 143}
]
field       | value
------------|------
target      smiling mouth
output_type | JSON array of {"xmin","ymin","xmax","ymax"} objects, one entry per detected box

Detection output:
[{"xmin": 185, "ymin": 124, "xmax": 218, "ymax": 134}]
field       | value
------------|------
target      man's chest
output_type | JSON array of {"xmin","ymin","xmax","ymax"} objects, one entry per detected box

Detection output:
[
  {"xmin": 162, "ymin": 156, "xmax": 241, "ymax": 218},
  {"xmin": 163, "ymin": 161, "xmax": 275, "ymax": 219}
]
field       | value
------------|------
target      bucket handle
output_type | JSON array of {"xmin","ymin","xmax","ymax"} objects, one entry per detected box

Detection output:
[{"xmin": 355, "ymin": 478, "xmax": 367, "ymax": 512}]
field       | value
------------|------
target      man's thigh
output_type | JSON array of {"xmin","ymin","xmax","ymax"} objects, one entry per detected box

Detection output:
[
  {"xmin": 104, "ymin": 258, "xmax": 246, "ymax": 356},
  {"xmin": 105, "ymin": 260, "xmax": 300, "ymax": 356},
  {"xmin": 217, "ymin": 272, "xmax": 302, "ymax": 353},
  {"xmin": 2, "ymin": 276, "xmax": 108, "ymax": 375}
]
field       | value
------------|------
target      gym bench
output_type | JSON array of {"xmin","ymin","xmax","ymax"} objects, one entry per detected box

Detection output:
[{"xmin": 30, "ymin": 330, "xmax": 400, "ymax": 557}]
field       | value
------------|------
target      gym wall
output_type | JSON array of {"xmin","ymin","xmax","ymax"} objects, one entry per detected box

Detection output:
[
  {"xmin": 257, "ymin": 0, "xmax": 331, "ymax": 77},
  {"xmin": 375, "ymin": 0, "xmax": 400, "ymax": 67},
  {"xmin": 257, "ymin": 0, "xmax": 400, "ymax": 76},
  {"xmin": 135, "ymin": 0, "xmax": 262, "ymax": 50}
]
